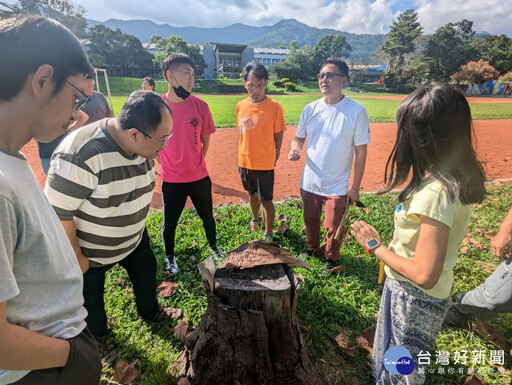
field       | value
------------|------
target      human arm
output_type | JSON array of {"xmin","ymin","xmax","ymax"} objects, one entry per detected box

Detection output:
[
  {"xmin": 274, "ymin": 131, "xmax": 284, "ymax": 163},
  {"xmin": 491, "ymin": 205, "xmax": 512, "ymax": 258},
  {"xmin": 0, "ymin": 302, "xmax": 70, "ymax": 370},
  {"xmin": 288, "ymin": 136, "xmax": 305, "ymax": 161},
  {"xmin": 68, "ymin": 110, "xmax": 89, "ymax": 133},
  {"xmin": 347, "ymin": 144, "xmax": 367, "ymax": 204},
  {"xmin": 350, "ymin": 216, "xmax": 450, "ymax": 290},
  {"xmin": 60, "ymin": 220, "xmax": 89, "ymax": 273},
  {"xmin": 201, "ymin": 134, "xmax": 211, "ymax": 157}
]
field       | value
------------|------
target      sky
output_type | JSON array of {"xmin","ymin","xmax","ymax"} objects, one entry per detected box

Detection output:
[{"xmin": 70, "ymin": 0, "xmax": 511, "ymax": 36}]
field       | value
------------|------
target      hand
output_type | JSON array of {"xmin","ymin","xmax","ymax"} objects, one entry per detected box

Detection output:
[
  {"xmin": 77, "ymin": 253, "xmax": 90, "ymax": 274},
  {"xmin": 350, "ymin": 220, "xmax": 382, "ymax": 251},
  {"xmin": 491, "ymin": 228, "xmax": 512, "ymax": 259},
  {"xmin": 346, "ymin": 187, "xmax": 360, "ymax": 205},
  {"xmin": 288, "ymin": 149, "xmax": 300, "ymax": 161},
  {"xmin": 275, "ymin": 149, "xmax": 281, "ymax": 166}
]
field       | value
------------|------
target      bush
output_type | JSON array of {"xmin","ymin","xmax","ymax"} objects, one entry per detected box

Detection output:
[
  {"xmin": 284, "ymin": 82, "xmax": 297, "ymax": 91},
  {"xmin": 280, "ymin": 78, "xmax": 291, "ymax": 84},
  {"xmin": 498, "ymin": 71, "xmax": 512, "ymax": 85},
  {"xmin": 451, "ymin": 60, "xmax": 499, "ymax": 85},
  {"xmin": 273, "ymin": 81, "xmax": 284, "ymax": 88}
]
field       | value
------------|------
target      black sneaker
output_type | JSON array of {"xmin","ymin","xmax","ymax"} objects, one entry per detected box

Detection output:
[
  {"xmin": 324, "ymin": 259, "xmax": 337, "ymax": 269},
  {"xmin": 96, "ymin": 332, "xmax": 118, "ymax": 365},
  {"xmin": 165, "ymin": 254, "xmax": 179, "ymax": 274},
  {"xmin": 209, "ymin": 245, "xmax": 225, "ymax": 263}
]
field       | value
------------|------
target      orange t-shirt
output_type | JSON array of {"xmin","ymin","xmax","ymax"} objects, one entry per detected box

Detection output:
[{"xmin": 236, "ymin": 97, "xmax": 287, "ymax": 170}]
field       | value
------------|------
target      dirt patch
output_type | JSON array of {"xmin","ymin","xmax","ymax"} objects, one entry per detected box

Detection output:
[{"xmin": 22, "ymin": 119, "xmax": 512, "ymax": 210}]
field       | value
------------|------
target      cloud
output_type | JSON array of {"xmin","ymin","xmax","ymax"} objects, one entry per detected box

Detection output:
[
  {"xmin": 76, "ymin": 0, "xmax": 512, "ymax": 37},
  {"xmin": 415, "ymin": 0, "xmax": 512, "ymax": 36}
]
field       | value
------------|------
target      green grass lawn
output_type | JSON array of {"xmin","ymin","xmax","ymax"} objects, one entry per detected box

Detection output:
[
  {"xmin": 100, "ymin": 183, "xmax": 512, "ymax": 385},
  {"xmin": 110, "ymin": 94, "xmax": 512, "ymax": 127}
]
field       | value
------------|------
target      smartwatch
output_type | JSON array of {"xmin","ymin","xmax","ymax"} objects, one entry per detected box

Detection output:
[{"xmin": 365, "ymin": 238, "xmax": 382, "ymax": 254}]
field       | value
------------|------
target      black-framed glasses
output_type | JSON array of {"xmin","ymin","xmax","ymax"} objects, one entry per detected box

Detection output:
[
  {"xmin": 317, "ymin": 72, "xmax": 347, "ymax": 80},
  {"xmin": 136, "ymin": 128, "xmax": 173, "ymax": 146},
  {"xmin": 65, "ymin": 79, "xmax": 90, "ymax": 111}
]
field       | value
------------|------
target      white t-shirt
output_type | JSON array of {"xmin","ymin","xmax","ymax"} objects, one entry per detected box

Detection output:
[{"xmin": 296, "ymin": 96, "xmax": 370, "ymax": 196}]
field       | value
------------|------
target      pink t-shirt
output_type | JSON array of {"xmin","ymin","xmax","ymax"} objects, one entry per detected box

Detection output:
[{"xmin": 160, "ymin": 94, "xmax": 216, "ymax": 183}]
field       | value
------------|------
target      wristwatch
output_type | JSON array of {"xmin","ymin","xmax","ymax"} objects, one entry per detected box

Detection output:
[{"xmin": 365, "ymin": 238, "xmax": 382, "ymax": 254}]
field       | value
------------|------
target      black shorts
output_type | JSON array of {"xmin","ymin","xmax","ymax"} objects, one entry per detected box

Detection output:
[
  {"xmin": 13, "ymin": 327, "xmax": 101, "ymax": 385},
  {"xmin": 238, "ymin": 167, "xmax": 274, "ymax": 201}
]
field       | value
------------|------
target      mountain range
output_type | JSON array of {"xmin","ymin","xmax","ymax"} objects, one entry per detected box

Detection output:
[{"xmin": 86, "ymin": 18, "xmax": 388, "ymax": 63}]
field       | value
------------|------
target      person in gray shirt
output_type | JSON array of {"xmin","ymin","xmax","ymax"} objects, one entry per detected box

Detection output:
[{"xmin": 0, "ymin": 16, "xmax": 100, "ymax": 385}]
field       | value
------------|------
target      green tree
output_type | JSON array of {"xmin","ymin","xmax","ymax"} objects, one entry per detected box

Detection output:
[
  {"xmin": 417, "ymin": 19, "xmax": 476, "ymax": 83},
  {"xmin": 87, "ymin": 24, "xmax": 154, "ymax": 69},
  {"xmin": 381, "ymin": 9, "xmax": 422, "ymax": 73},
  {"xmin": 311, "ymin": 34, "xmax": 351, "ymax": 70},
  {"xmin": 471, "ymin": 34, "xmax": 512, "ymax": 75},
  {"xmin": 0, "ymin": 0, "xmax": 87, "ymax": 37},
  {"xmin": 149, "ymin": 34, "xmax": 164, "ymax": 44},
  {"xmin": 152, "ymin": 35, "xmax": 207, "ymax": 76}
]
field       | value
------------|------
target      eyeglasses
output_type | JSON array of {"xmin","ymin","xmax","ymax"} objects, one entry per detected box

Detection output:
[
  {"xmin": 65, "ymin": 79, "xmax": 90, "ymax": 111},
  {"xmin": 136, "ymin": 128, "xmax": 173, "ymax": 146},
  {"xmin": 317, "ymin": 72, "xmax": 347, "ymax": 80}
]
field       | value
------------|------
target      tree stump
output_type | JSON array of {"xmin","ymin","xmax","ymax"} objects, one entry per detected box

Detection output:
[{"xmin": 176, "ymin": 241, "xmax": 324, "ymax": 385}]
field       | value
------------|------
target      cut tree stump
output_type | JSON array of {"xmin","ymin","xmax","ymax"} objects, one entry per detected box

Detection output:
[{"xmin": 176, "ymin": 240, "xmax": 324, "ymax": 385}]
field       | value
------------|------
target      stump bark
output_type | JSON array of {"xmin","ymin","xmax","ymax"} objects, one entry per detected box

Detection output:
[{"xmin": 176, "ymin": 241, "xmax": 324, "ymax": 385}]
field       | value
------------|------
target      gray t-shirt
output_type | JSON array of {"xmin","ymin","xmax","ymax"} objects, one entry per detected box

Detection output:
[
  {"xmin": 81, "ymin": 90, "xmax": 113, "ymax": 123},
  {"xmin": 0, "ymin": 148, "xmax": 87, "ymax": 384}
]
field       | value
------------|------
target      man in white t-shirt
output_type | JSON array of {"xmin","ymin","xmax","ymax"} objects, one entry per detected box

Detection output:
[{"xmin": 288, "ymin": 57, "xmax": 370, "ymax": 265}]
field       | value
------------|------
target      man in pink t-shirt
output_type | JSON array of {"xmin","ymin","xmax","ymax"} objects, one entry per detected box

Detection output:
[{"xmin": 159, "ymin": 53, "xmax": 220, "ymax": 273}]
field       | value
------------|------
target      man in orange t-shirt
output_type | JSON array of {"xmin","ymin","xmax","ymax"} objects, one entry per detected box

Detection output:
[{"xmin": 236, "ymin": 61, "xmax": 287, "ymax": 241}]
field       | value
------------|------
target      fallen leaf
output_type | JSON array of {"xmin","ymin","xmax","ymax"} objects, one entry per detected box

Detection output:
[
  {"xmin": 329, "ymin": 264, "xmax": 347, "ymax": 274},
  {"xmin": 318, "ymin": 293, "xmax": 323, "ymax": 300},
  {"xmin": 277, "ymin": 214, "xmax": 287, "ymax": 222},
  {"xmin": 190, "ymin": 255, "xmax": 196, "ymax": 261},
  {"xmin": 362, "ymin": 208, "xmax": 373, "ymax": 215},
  {"xmin": 273, "ymin": 223, "xmax": 289, "ymax": 235},
  {"xmin": 297, "ymin": 273, "xmax": 305, "ymax": 284},
  {"xmin": 468, "ymin": 238, "xmax": 484, "ymax": 249},
  {"xmin": 227, "ymin": 210, "xmax": 233, "ymax": 218},
  {"xmin": 161, "ymin": 307, "xmax": 183, "ymax": 320},
  {"xmin": 463, "ymin": 374, "xmax": 485, "ymax": 385},
  {"xmin": 471, "ymin": 321, "xmax": 510, "ymax": 351},
  {"xmin": 460, "ymin": 246, "xmax": 470, "ymax": 254},
  {"xmin": 157, "ymin": 281, "xmax": 179, "ymax": 297},
  {"xmin": 300, "ymin": 225, "xmax": 306, "ymax": 233},
  {"xmin": 335, "ymin": 328, "xmax": 355, "ymax": 357},
  {"xmin": 356, "ymin": 327, "xmax": 375, "ymax": 360},
  {"xmin": 185, "ymin": 240, "xmax": 197, "ymax": 250},
  {"xmin": 117, "ymin": 278, "xmax": 125, "ymax": 286},
  {"xmin": 113, "ymin": 359, "xmax": 140, "ymax": 384},
  {"xmin": 172, "ymin": 318, "xmax": 189, "ymax": 339},
  {"xmin": 476, "ymin": 261, "xmax": 495, "ymax": 273}
]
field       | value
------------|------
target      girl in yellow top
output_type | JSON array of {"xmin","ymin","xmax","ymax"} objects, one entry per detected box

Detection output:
[{"xmin": 351, "ymin": 85, "xmax": 486, "ymax": 384}]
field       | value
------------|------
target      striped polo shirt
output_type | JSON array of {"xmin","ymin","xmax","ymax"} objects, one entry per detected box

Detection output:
[{"xmin": 44, "ymin": 118, "xmax": 155, "ymax": 267}]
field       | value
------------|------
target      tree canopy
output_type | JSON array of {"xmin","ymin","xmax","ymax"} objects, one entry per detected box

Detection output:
[
  {"xmin": 87, "ymin": 24, "xmax": 154, "ymax": 69},
  {"xmin": 0, "ymin": 0, "xmax": 87, "ymax": 37},
  {"xmin": 151, "ymin": 35, "xmax": 207, "ymax": 76},
  {"xmin": 381, "ymin": 9, "xmax": 422, "ymax": 71}
]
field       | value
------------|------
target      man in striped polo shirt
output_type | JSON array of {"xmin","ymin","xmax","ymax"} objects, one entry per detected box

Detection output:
[{"xmin": 45, "ymin": 91, "xmax": 173, "ymax": 362}]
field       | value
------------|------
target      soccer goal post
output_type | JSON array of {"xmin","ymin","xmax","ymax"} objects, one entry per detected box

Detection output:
[{"xmin": 94, "ymin": 68, "xmax": 114, "ymax": 115}]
